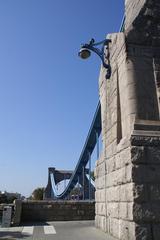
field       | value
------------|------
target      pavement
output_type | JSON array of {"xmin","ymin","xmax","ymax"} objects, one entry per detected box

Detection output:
[{"xmin": 0, "ymin": 220, "xmax": 116, "ymax": 240}]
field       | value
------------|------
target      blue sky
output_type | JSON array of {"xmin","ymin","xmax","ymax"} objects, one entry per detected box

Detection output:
[{"xmin": 0, "ymin": 0, "xmax": 124, "ymax": 196}]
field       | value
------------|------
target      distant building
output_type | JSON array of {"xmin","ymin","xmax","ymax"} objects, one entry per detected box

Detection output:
[{"xmin": 0, "ymin": 191, "xmax": 22, "ymax": 200}]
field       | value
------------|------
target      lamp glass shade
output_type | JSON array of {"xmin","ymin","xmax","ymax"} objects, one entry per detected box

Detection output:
[{"xmin": 78, "ymin": 48, "xmax": 91, "ymax": 59}]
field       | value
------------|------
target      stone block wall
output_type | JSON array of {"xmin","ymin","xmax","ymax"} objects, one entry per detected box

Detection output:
[
  {"xmin": 95, "ymin": 1, "xmax": 160, "ymax": 238},
  {"xmin": 20, "ymin": 200, "xmax": 95, "ymax": 222},
  {"xmin": 125, "ymin": 0, "xmax": 160, "ymax": 45},
  {"xmin": 95, "ymin": 33, "xmax": 137, "ymax": 239}
]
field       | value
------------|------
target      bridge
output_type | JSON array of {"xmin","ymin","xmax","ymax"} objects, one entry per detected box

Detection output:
[{"xmin": 44, "ymin": 102, "xmax": 101, "ymax": 200}]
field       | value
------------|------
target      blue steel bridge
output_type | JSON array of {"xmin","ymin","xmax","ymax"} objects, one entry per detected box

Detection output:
[
  {"xmin": 44, "ymin": 17, "xmax": 125, "ymax": 200},
  {"xmin": 44, "ymin": 102, "xmax": 101, "ymax": 200}
]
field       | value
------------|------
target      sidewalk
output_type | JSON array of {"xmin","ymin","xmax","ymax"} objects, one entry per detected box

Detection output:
[{"xmin": 0, "ymin": 220, "xmax": 117, "ymax": 240}]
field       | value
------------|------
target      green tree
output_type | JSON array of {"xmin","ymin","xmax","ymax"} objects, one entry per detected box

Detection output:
[
  {"xmin": 32, "ymin": 187, "xmax": 45, "ymax": 200},
  {"xmin": 70, "ymin": 186, "xmax": 80, "ymax": 195},
  {"xmin": 7, "ymin": 196, "xmax": 17, "ymax": 203},
  {"xmin": 0, "ymin": 194, "xmax": 8, "ymax": 204}
]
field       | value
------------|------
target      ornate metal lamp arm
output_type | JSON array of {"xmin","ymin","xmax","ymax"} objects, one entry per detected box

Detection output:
[{"xmin": 79, "ymin": 38, "xmax": 111, "ymax": 79}]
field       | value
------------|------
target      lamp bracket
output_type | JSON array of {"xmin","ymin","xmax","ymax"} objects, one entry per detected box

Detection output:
[{"xmin": 80, "ymin": 38, "xmax": 111, "ymax": 79}]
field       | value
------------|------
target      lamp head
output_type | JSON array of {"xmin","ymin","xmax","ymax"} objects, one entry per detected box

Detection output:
[{"xmin": 78, "ymin": 48, "xmax": 91, "ymax": 59}]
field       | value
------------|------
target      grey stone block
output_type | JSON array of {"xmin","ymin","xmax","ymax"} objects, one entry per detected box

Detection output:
[
  {"xmin": 153, "ymin": 224, "xmax": 160, "ymax": 240},
  {"xmin": 133, "ymin": 203, "xmax": 160, "ymax": 222},
  {"xmin": 150, "ymin": 184, "xmax": 160, "ymax": 201},
  {"xmin": 134, "ymin": 224, "xmax": 152, "ymax": 240},
  {"xmin": 132, "ymin": 164, "xmax": 160, "ymax": 183},
  {"xmin": 118, "ymin": 220, "xmax": 135, "ymax": 240},
  {"xmin": 131, "ymin": 146, "xmax": 160, "ymax": 165},
  {"xmin": 13, "ymin": 199, "xmax": 22, "ymax": 226},
  {"xmin": 131, "ymin": 146, "xmax": 145, "ymax": 163}
]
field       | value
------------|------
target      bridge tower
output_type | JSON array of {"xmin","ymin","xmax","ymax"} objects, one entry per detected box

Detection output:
[{"xmin": 95, "ymin": 0, "xmax": 160, "ymax": 239}]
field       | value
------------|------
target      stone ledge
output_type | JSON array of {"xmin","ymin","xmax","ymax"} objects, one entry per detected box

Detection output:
[{"xmin": 131, "ymin": 134, "xmax": 160, "ymax": 146}]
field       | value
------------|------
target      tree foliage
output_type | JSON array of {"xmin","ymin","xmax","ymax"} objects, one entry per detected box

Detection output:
[
  {"xmin": 0, "ymin": 194, "xmax": 18, "ymax": 204},
  {"xmin": 32, "ymin": 187, "xmax": 45, "ymax": 200}
]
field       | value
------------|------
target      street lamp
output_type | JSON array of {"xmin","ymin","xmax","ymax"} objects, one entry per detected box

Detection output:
[{"xmin": 78, "ymin": 38, "xmax": 111, "ymax": 79}]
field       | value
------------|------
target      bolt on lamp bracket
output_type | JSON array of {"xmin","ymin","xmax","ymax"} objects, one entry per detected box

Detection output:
[{"xmin": 79, "ymin": 38, "xmax": 111, "ymax": 79}]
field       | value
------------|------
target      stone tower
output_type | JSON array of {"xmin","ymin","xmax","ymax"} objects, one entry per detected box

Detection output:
[{"xmin": 95, "ymin": 0, "xmax": 160, "ymax": 239}]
